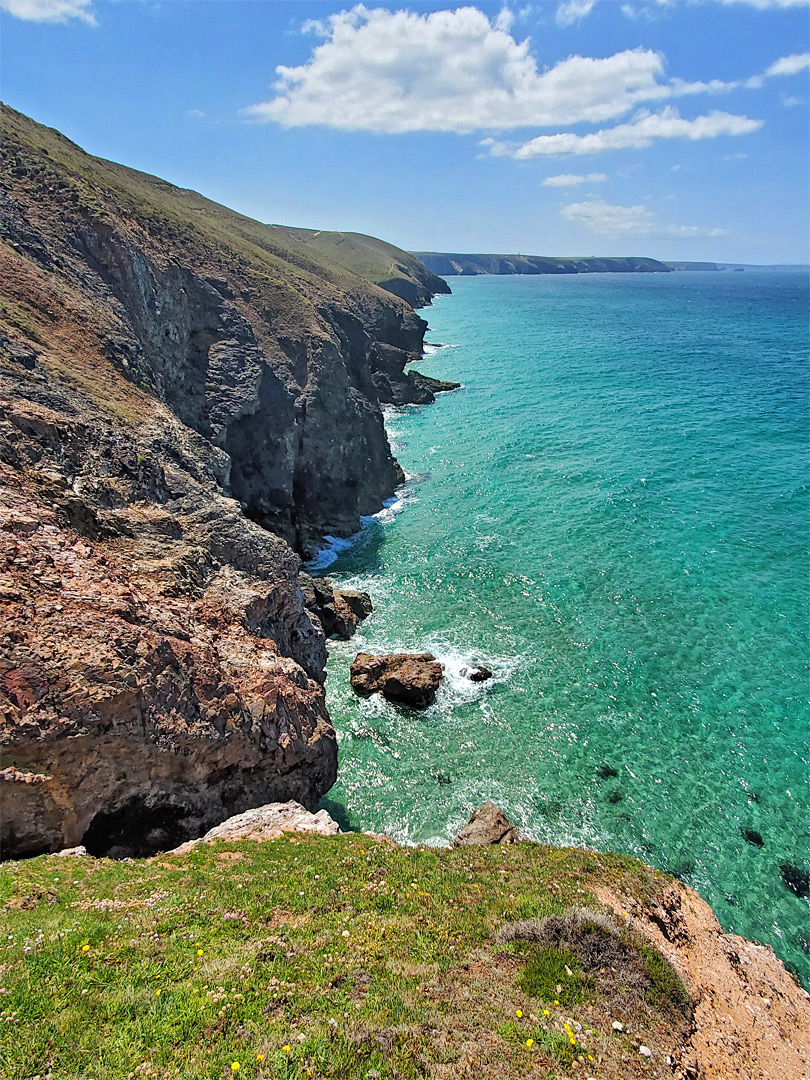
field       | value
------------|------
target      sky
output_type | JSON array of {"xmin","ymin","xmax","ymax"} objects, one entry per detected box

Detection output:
[{"xmin": 1, "ymin": 0, "xmax": 809, "ymax": 262}]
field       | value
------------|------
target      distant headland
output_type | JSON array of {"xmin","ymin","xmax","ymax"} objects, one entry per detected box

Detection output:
[{"xmin": 412, "ymin": 252, "xmax": 808, "ymax": 277}]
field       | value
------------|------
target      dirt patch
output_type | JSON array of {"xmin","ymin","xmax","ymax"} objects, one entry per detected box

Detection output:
[{"xmin": 595, "ymin": 881, "xmax": 810, "ymax": 1080}]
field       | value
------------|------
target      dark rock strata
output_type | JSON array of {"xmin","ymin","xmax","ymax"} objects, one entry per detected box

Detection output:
[{"xmin": 0, "ymin": 105, "xmax": 450, "ymax": 858}]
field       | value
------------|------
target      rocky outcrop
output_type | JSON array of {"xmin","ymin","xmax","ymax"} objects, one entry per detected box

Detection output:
[
  {"xmin": 369, "ymin": 342, "xmax": 460, "ymax": 406},
  {"xmin": 350, "ymin": 652, "xmax": 444, "ymax": 708},
  {"xmin": 0, "ymin": 105, "xmax": 452, "ymax": 859},
  {"xmin": 171, "ymin": 800, "xmax": 339, "ymax": 853},
  {"xmin": 454, "ymin": 801, "xmax": 520, "ymax": 846},
  {"xmin": 595, "ymin": 878, "xmax": 810, "ymax": 1080},
  {"xmin": 299, "ymin": 574, "xmax": 372, "ymax": 639}
]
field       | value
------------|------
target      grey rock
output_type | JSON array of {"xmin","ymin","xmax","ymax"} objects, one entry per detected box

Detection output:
[{"xmin": 454, "ymin": 801, "xmax": 520, "ymax": 846}]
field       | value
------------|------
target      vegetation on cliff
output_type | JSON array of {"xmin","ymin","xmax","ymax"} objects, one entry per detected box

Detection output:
[
  {"xmin": 273, "ymin": 228, "xmax": 451, "ymax": 309},
  {"xmin": 412, "ymin": 253, "xmax": 672, "ymax": 277},
  {"xmin": 0, "ymin": 104, "xmax": 449, "ymax": 859},
  {"xmin": 2, "ymin": 828, "xmax": 808, "ymax": 1080}
]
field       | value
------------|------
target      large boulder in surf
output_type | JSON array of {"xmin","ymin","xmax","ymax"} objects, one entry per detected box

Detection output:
[
  {"xmin": 454, "ymin": 801, "xmax": 520, "ymax": 846},
  {"xmin": 350, "ymin": 651, "xmax": 443, "ymax": 708}
]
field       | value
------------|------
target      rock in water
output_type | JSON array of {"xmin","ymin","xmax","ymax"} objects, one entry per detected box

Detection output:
[
  {"xmin": 780, "ymin": 863, "xmax": 809, "ymax": 898},
  {"xmin": 338, "ymin": 589, "xmax": 374, "ymax": 622},
  {"xmin": 460, "ymin": 665, "xmax": 493, "ymax": 682},
  {"xmin": 350, "ymin": 652, "xmax": 444, "ymax": 708},
  {"xmin": 299, "ymin": 575, "xmax": 372, "ymax": 639},
  {"xmin": 454, "ymin": 801, "xmax": 520, "ymax": 846},
  {"xmin": 741, "ymin": 827, "xmax": 764, "ymax": 848}
]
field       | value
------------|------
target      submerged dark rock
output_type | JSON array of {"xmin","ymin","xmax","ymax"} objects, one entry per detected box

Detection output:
[
  {"xmin": 741, "ymin": 827, "xmax": 764, "ymax": 848},
  {"xmin": 597, "ymin": 764, "xmax": 619, "ymax": 779},
  {"xmin": 780, "ymin": 863, "xmax": 809, "ymax": 898}
]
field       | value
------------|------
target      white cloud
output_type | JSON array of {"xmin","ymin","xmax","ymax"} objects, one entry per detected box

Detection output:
[
  {"xmin": 556, "ymin": 0, "xmax": 596, "ymax": 26},
  {"xmin": 765, "ymin": 52, "xmax": 810, "ymax": 76},
  {"xmin": 542, "ymin": 172, "xmax": 608, "ymax": 185},
  {"xmin": 0, "ymin": 0, "xmax": 95, "ymax": 22},
  {"xmin": 245, "ymin": 6, "xmax": 720, "ymax": 133},
  {"xmin": 782, "ymin": 93, "xmax": 805, "ymax": 105},
  {"xmin": 562, "ymin": 197, "xmax": 728, "ymax": 238},
  {"xmin": 483, "ymin": 106, "xmax": 762, "ymax": 157},
  {"xmin": 722, "ymin": 151, "xmax": 748, "ymax": 158}
]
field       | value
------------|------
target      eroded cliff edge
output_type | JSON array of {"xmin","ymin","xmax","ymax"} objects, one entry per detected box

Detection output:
[{"xmin": 0, "ymin": 105, "xmax": 450, "ymax": 859}]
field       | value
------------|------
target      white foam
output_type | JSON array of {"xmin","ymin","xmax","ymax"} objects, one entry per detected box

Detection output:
[
  {"xmin": 304, "ymin": 534, "xmax": 358, "ymax": 571},
  {"xmin": 304, "ymin": 488, "xmax": 413, "ymax": 572},
  {"xmin": 423, "ymin": 342, "xmax": 460, "ymax": 355}
]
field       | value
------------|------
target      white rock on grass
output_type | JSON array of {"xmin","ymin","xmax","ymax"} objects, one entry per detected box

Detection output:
[{"xmin": 170, "ymin": 801, "xmax": 340, "ymax": 853}]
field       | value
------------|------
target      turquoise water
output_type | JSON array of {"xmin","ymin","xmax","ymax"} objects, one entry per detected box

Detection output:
[{"xmin": 316, "ymin": 271, "xmax": 810, "ymax": 985}]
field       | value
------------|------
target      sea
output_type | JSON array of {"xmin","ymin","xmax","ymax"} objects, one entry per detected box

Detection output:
[{"xmin": 311, "ymin": 270, "xmax": 810, "ymax": 987}]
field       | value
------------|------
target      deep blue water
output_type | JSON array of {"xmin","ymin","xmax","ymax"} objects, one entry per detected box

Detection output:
[{"xmin": 316, "ymin": 270, "xmax": 810, "ymax": 985}]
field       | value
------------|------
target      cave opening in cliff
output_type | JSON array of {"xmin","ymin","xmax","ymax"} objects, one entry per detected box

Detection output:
[{"xmin": 82, "ymin": 799, "xmax": 192, "ymax": 858}]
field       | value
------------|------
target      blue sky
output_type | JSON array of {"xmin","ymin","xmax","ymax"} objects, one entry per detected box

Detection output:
[{"xmin": 2, "ymin": 0, "xmax": 808, "ymax": 262}]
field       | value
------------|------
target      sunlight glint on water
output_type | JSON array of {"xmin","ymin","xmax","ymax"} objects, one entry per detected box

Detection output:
[{"xmin": 315, "ymin": 271, "xmax": 810, "ymax": 985}]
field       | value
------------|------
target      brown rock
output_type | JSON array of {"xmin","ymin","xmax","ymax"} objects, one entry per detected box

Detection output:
[
  {"xmin": 454, "ymin": 801, "xmax": 520, "ymax": 846},
  {"xmin": 350, "ymin": 651, "xmax": 444, "ymax": 708},
  {"xmin": 338, "ymin": 589, "xmax": 373, "ymax": 622}
]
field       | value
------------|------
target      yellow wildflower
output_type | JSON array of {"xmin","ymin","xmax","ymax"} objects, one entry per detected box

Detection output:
[
  {"xmin": 515, "ymin": 1009, "xmax": 523, "ymax": 1018},
  {"xmin": 81, "ymin": 944, "xmax": 90, "ymax": 953},
  {"xmin": 197, "ymin": 949, "xmax": 204, "ymax": 956},
  {"xmin": 525, "ymin": 1038, "xmax": 534, "ymax": 1049},
  {"xmin": 256, "ymin": 1053, "xmax": 265, "ymax": 1062},
  {"xmin": 542, "ymin": 1009, "xmax": 550, "ymax": 1017},
  {"xmin": 155, "ymin": 989, "xmax": 161, "ymax": 996},
  {"xmin": 231, "ymin": 1064, "xmax": 240, "ymax": 1074},
  {"xmin": 282, "ymin": 1045, "xmax": 291, "ymax": 1053}
]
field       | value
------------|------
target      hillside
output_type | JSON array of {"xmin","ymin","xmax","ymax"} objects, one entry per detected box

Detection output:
[
  {"xmin": 413, "ymin": 253, "xmax": 672, "ymax": 276},
  {"xmin": 1, "ymin": 815, "xmax": 808, "ymax": 1080},
  {"xmin": 0, "ymin": 104, "xmax": 452, "ymax": 861},
  {"xmin": 273, "ymin": 226, "xmax": 451, "ymax": 308}
]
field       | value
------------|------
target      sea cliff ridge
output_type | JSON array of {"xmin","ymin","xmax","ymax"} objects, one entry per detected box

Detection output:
[{"xmin": 0, "ymin": 103, "xmax": 452, "ymax": 859}]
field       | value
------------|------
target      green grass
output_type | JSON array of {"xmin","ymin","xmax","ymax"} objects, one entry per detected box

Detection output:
[
  {"xmin": 0, "ymin": 835, "xmax": 681, "ymax": 1080},
  {"xmin": 518, "ymin": 946, "xmax": 594, "ymax": 1008}
]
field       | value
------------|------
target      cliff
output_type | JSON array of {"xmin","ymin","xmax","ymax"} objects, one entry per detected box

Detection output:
[
  {"xmin": 0, "ymin": 105, "xmax": 449, "ymax": 859},
  {"xmin": 273, "ymin": 226, "xmax": 452, "ymax": 308},
  {"xmin": 413, "ymin": 252, "xmax": 672, "ymax": 276}
]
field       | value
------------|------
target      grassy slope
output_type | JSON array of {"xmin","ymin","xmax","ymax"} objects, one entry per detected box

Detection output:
[
  {"xmin": 0, "ymin": 104, "xmax": 405, "ymax": 325},
  {"xmin": 0, "ymin": 835, "xmax": 691, "ymax": 1080},
  {"xmin": 273, "ymin": 227, "xmax": 450, "ymax": 305}
]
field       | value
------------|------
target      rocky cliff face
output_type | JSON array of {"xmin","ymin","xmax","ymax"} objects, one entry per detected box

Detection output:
[{"xmin": 0, "ymin": 105, "xmax": 449, "ymax": 859}]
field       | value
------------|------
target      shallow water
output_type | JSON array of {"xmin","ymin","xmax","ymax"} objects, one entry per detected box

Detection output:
[{"xmin": 316, "ymin": 271, "xmax": 810, "ymax": 985}]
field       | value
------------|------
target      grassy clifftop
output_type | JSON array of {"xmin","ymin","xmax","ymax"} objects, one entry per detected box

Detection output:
[
  {"xmin": 4, "ymin": 824, "xmax": 808, "ymax": 1080},
  {"xmin": 0, "ymin": 835, "xmax": 694, "ymax": 1080},
  {"xmin": 273, "ymin": 227, "xmax": 451, "ymax": 308}
]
